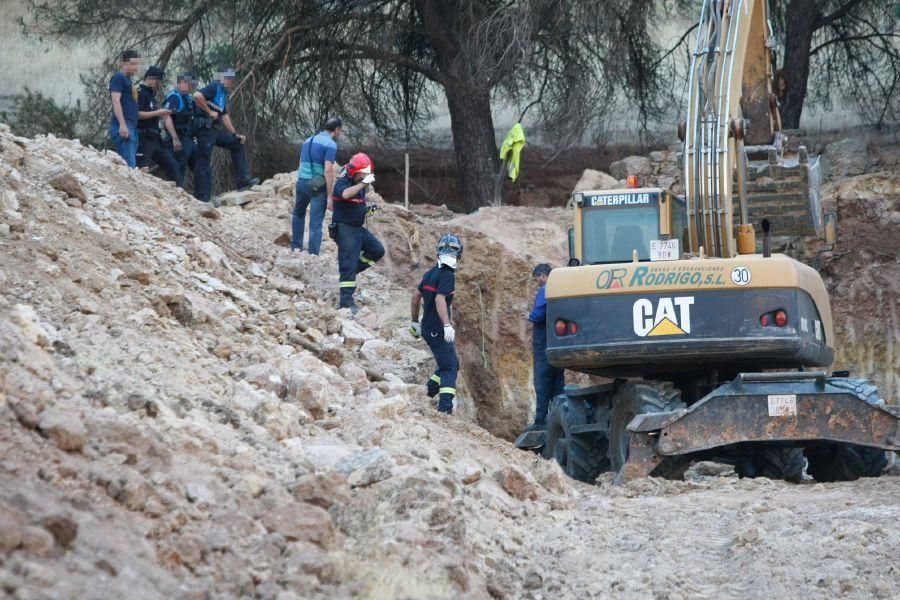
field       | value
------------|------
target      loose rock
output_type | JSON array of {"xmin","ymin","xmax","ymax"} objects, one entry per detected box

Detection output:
[
  {"xmin": 495, "ymin": 466, "xmax": 539, "ymax": 501},
  {"xmin": 37, "ymin": 409, "xmax": 87, "ymax": 451}
]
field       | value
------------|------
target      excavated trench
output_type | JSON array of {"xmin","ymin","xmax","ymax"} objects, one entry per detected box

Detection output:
[{"xmin": 369, "ymin": 204, "xmax": 576, "ymax": 440}]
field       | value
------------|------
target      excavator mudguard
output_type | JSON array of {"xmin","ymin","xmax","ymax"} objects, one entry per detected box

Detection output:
[{"xmin": 616, "ymin": 372, "xmax": 900, "ymax": 484}]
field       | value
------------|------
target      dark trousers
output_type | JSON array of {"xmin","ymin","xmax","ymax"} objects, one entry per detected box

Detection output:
[
  {"xmin": 292, "ymin": 179, "xmax": 327, "ymax": 254},
  {"xmin": 426, "ymin": 334, "xmax": 458, "ymax": 414},
  {"xmin": 169, "ymin": 133, "xmax": 196, "ymax": 180},
  {"xmin": 336, "ymin": 223, "xmax": 384, "ymax": 308},
  {"xmin": 534, "ymin": 342, "xmax": 565, "ymax": 425},
  {"xmin": 137, "ymin": 131, "xmax": 183, "ymax": 187},
  {"xmin": 193, "ymin": 128, "xmax": 251, "ymax": 201}
]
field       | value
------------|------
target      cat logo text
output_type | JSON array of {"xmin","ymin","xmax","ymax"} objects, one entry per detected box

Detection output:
[{"xmin": 632, "ymin": 297, "xmax": 695, "ymax": 337}]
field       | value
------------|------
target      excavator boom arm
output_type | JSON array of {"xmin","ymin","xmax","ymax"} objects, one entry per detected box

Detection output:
[{"xmin": 683, "ymin": 0, "xmax": 779, "ymax": 257}]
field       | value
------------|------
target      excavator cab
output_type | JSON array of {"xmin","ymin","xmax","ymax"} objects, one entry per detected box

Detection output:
[{"xmin": 568, "ymin": 188, "xmax": 688, "ymax": 266}]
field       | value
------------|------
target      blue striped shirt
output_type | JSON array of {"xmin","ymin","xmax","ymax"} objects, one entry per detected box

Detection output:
[{"xmin": 298, "ymin": 131, "xmax": 337, "ymax": 180}]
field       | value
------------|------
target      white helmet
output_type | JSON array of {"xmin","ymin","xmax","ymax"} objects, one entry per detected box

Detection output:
[{"xmin": 436, "ymin": 233, "xmax": 463, "ymax": 269}]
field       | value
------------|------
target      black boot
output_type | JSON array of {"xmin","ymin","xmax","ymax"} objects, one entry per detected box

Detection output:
[
  {"xmin": 237, "ymin": 176, "xmax": 259, "ymax": 191},
  {"xmin": 522, "ymin": 421, "xmax": 546, "ymax": 433}
]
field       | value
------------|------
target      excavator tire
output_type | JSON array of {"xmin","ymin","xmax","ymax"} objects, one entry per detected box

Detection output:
[
  {"xmin": 735, "ymin": 447, "xmax": 806, "ymax": 482},
  {"xmin": 608, "ymin": 381, "xmax": 687, "ymax": 479},
  {"xmin": 543, "ymin": 396, "xmax": 611, "ymax": 483},
  {"xmin": 806, "ymin": 444, "xmax": 891, "ymax": 482}
]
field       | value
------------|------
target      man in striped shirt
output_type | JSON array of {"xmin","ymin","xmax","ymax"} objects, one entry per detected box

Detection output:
[{"xmin": 292, "ymin": 117, "xmax": 341, "ymax": 254}]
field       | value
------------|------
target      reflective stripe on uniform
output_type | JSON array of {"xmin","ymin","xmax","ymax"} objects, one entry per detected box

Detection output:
[
  {"xmin": 430, "ymin": 374, "xmax": 441, "ymax": 384},
  {"xmin": 439, "ymin": 387, "xmax": 456, "ymax": 396},
  {"xmin": 339, "ymin": 281, "xmax": 357, "ymax": 288}
]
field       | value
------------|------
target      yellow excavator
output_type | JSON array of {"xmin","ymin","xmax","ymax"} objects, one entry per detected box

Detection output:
[{"xmin": 516, "ymin": 0, "xmax": 899, "ymax": 483}]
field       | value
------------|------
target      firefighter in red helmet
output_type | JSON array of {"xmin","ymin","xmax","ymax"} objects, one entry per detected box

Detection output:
[{"xmin": 328, "ymin": 152, "xmax": 385, "ymax": 312}]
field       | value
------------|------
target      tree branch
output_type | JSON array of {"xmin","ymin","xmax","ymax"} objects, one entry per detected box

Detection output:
[
  {"xmin": 818, "ymin": 0, "xmax": 868, "ymax": 28},
  {"xmin": 652, "ymin": 22, "xmax": 698, "ymax": 69},
  {"xmin": 811, "ymin": 32, "xmax": 900, "ymax": 56},
  {"xmin": 156, "ymin": 0, "xmax": 221, "ymax": 70}
]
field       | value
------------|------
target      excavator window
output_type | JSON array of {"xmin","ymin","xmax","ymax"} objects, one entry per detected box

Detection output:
[{"xmin": 582, "ymin": 206, "xmax": 657, "ymax": 263}]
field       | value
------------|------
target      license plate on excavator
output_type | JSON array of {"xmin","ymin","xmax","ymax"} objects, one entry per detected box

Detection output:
[
  {"xmin": 650, "ymin": 239, "xmax": 679, "ymax": 261},
  {"xmin": 767, "ymin": 394, "xmax": 798, "ymax": 417}
]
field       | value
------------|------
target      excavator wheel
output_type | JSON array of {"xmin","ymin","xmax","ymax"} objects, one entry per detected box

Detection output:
[
  {"xmin": 608, "ymin": 381, "xmax": 688, "ymax": 479},
  {"xmin": 805, "ymin": 444, "xmax": 891, "ymax": 482},
  {"xmin": 735, "ymin": 447, "xmax": 806, "ymax": 483},
  {"xmin": 543, "ymin": 396, "xmax": 611, "ymax": 483}
]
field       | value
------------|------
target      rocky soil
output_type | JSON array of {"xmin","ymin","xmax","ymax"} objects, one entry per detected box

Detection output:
[{"xmin": 0, "ymin": 125, "xmax": 898, "ymax": 599}]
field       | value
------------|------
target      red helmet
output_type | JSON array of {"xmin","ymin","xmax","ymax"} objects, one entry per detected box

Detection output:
[{"xmin": 347, "ymin": 152, "xmax": 373, "ymax": 177}]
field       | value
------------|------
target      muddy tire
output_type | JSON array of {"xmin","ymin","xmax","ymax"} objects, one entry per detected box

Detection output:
[
  {"xmin": 567, "ymin": 431, "xmax": 611, "ymax": 483},
  {"xmin": 543, "ymin": 397, "xmax": 610, "ymax": 483},
  {"xmin": 608, "ymin": 380, "xmax": 687, "ymax": 478},
  {"xmin": 806, "ymin": 444, "xmax": 890, "ymax": 482},
  {"xmin": 735, "ymin": 447, "xmax": 806, "ymax": 482},
  {"xmin": 542, "ymin": 398, "xmax": 569, "ymax": 465}
]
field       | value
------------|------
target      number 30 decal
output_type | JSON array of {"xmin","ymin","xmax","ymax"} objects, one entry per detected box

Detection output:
[{"xmin": 730, "ymin": 266, "xmax": 752, "ymax": 286}]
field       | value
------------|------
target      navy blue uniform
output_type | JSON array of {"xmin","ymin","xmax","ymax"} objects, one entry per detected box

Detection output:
[
  {"xmin": 418, "ymin": 265, "xmax": 458, "ymax": 414},
  {"xmin": 529, "ymin": 283, "xmax": 564, "ymax": 425},
  {"xmin": 331, "ymin": 176, "xmax": 384, "ymax": 308},
  {"xmin": 192, "ymin": 81, "xmax": 252, "ymax": 202},
  {"xmin": 163, "ymin": 90, "xmax": 196, "ymax": 179},
  {"xmin": 136, "ymin": 84, "xmax": 182, "ymax": 187},
  {"xmin": 108, "ymin": 72, "xmax": 139, "ymax": 167}
]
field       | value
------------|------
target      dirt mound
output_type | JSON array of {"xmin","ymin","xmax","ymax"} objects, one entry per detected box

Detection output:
[
  {"xmin": 1, "ymin": 125, "xmax": 899, "ymax": 599},
  {"xmin": 816, "ymin": 172, "xmax": 900, "ymax": 401}
]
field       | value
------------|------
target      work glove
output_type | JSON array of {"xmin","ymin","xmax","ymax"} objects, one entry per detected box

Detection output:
[
  {"xmin": 443, "ymin": 324, "xmax": 455, "ymax": 343},
  {"xmin": 409, "ymin": 321, "xmax": 421, "ymax": 338},
  {"xmin": 362, "ymin": 174, "xmax": 375, "ymax": 185}
]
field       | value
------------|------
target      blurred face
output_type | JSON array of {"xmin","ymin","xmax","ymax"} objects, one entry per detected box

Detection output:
[
  {"xmin": 177, "ymin": 79, "xmax": 193, "ymax": 93},
  {"xmin": 145, "ymin": 76, "xmax": 161, "ymax": 91},
  {"xmin": 219, "ymin": 74, "xmax": 235, "ymax": 90},
  {"xmin": 352, "ymin": 171, "xmax": 366, "ymax": 184},
  {"xmin": 123, "ymin": 57, "xmax": 142, "ymax": 76},
  {"xmin": 332, "ymin": 126, "xmax": 342, "ymax": 140},
  {"xmin": 534, "ymin": 272, "xmax": 548, "ymax": 286}
]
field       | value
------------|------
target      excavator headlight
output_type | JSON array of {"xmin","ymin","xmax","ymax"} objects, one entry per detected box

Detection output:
[
  {"xmin": 774, "ymin": 310, "xmax": 788, "ymax": 327},
  {"xmin": 574, "ymin": 193, "xmax": 584, "ymax": 208},
  {"xmin": 759, "ymin": 309, "xmax": 788, "ymax": 328},
  {"xmin": 555, "ymin": 319, "xmax": 567, "ymax": 336},
  {"xmin": 554, "ymin": 319, "xmax": 578, "ymax": 337}
]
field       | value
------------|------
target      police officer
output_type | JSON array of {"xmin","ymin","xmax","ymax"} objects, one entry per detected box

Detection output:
[
  {"xmin": 192, "ymin": 65, "xmax": 259, "ymax": 204},
  {"xmin": 108, "ymin": 50, "xmax": 141, "ymax": 167},
  {"xmin": 136, "ymin": 66, "xmax": 183, "ymax": 187},
  {"xmin": 522, "ymin": 263, "xmax": 565, "ymax": 432},
  {"xmin": 330, "ymin": 152, "xmax": 384, "ymax": 311},
  {"xmin": 410, "ymin": 234, "xmax": 463, "ymax": 414},
  {"xmin": 163, "ymin": 72, "xmax": 197, "ymax": 183}
]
